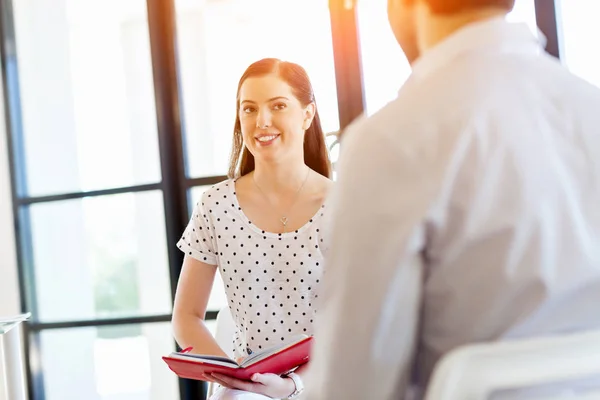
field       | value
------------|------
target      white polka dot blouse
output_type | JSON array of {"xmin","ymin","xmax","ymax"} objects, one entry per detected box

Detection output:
[{"xmin": 177, "ymin": 179, "xmax": 328, "ymax": 359}]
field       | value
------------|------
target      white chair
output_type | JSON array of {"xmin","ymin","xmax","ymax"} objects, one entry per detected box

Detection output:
[
  {"xmin": 207, "ymin": 307, "xmax": 237, "ymax": 398},
  {"xmin": 326, "ymin": 130, "xmax": 341, "ymax": 174},
  {"xmin": 424, "ymin": 329, "xmax": 600, "ymax": 400}
]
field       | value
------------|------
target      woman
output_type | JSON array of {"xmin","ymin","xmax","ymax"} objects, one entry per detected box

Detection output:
[{"xmin": 172, "ymin": 58, "xmax": 333, "ymax": 400}]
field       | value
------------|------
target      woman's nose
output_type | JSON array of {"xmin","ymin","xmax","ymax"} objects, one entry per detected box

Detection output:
[{"xmin": 256, "ymin": 109, "xmax": 272, "ymax": 129}]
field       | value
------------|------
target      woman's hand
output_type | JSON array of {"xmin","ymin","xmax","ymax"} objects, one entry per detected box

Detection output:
[{"xmin": 208, "ymin": 372, "xmax": 296, "ymax": 399}]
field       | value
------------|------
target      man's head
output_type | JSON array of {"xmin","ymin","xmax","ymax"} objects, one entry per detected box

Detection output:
[{"xmin": 387, "ymin": 0, "xmax": 516, "ymax": 63}]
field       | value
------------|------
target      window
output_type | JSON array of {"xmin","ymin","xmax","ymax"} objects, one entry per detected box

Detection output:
[
  {"xmin": 39, "ymin": 323, "xmax": 178, "ymax": 400},
  {"xmin": 29, "ymin": 192, "xmax": 172, "ymax": 322},
  {"xmin": 357, "ymin": 0, "xmax": 540, "ymax": 116},
  {"xmin": 559, "ymin": 0, "xmax": 600, "ymax": 88},
  {"xmin": 507, "ymin": 0, "xmax": 538, "ymax": 37},
  {"xmin": 11, "ymin": 0, "xmax": 161, "ymax": 197},
  {"xmin": 357, "ymin": 0, "xmax": 411, "ymax": 116},
  {"xmin": 4, "ymin": 0, "xmax": 179, "ymax": 398},
  {"xmin": 175, "ymin": 0, "xmax": 340, "ymax": 179}
]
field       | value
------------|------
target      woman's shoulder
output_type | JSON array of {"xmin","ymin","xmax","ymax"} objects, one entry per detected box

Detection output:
[{"xmin": 193, "ymin": 178, "xmax": 235, "ymax": 209}]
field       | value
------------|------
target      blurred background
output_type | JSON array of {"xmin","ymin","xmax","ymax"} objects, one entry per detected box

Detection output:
[{"xmin": 0, "ymin": 0, "xmax": 598, "ymax": 399}]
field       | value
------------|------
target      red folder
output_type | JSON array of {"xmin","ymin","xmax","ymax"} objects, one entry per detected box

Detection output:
[{"xmin": 162, "ymin": 335, "xmax": 313, "ymax": 381}]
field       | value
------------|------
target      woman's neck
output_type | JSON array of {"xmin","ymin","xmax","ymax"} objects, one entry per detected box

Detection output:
[{"xmin": 252, "ymin": 159, "xmax": 310, "ymax": 195}]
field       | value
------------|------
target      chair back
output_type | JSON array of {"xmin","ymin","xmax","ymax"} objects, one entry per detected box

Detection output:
[
  {"xmin": 425, "ymin": 329, "xmax": 600, "ymax": 400},
  {"xmin": 206, "ymin": 307, "xmax": 236, "ymax": 398}
]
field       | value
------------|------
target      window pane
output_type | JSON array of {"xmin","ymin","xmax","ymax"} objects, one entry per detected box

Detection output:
[
  {"xmin": 357, "ymin": 0, "xmax": 539, "ymax": 116},
  {"xmin": 189, "ymin": 185, "xmax": 227, "ymax": 312},
  {"xmin": 12, "ymin": 0, "xmax": 161, "ymax": 197},
  {"xmin": 175, "ymin": 0, "xmax": 340, "ymax": 178},
  {"xmin": 29, "ymin": 191, "xmax": 172, "ymax": 322},
  {"xmin": 507, "ymin": 0, "xmax": 538, "ymax": 36},
  {"xmin": 357, "ymin": 0, "xmax": 411, "ymax": 116},
  {"xmin": 37, "ymin": 323, "xmax": 179, "ymax": 400},
  {"xmin": 559, "ymin": 0, "xmax": 600, "ymax": 88}
]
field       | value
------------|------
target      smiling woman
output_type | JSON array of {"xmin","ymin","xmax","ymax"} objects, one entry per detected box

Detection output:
[
  {"xmin": 171, "ymin": 58, "xmax": 333, "ymax": 400},
  {"xmin": 229, "ymin": 58, "xmax": 331, "ymax": 180}
]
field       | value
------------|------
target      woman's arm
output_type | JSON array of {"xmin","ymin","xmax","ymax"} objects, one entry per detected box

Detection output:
[{"xmin": 171, "ymin": 255, "xmax": 229, "ymax": 358}]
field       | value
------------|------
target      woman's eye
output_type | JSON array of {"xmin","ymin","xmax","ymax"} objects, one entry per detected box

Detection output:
[
  {"xmin": 242, "ymin": 106, "xmax": 255, "ymax": 114},
  {"xmin": 273, "ymin": 103, "xmax": 286, "ymax": 111}
]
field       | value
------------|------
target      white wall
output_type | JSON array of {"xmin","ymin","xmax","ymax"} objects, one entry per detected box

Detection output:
[{"xmin": 0, "ymin": 51, "xmax": 24, "ymax": 400}]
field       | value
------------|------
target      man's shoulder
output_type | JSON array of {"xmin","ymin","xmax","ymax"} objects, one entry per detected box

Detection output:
[{"xmin": 340, "ymin": 88, "xmax": 441, "ymax": 152}]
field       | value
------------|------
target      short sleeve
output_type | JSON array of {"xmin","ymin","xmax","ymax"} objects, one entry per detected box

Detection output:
[{"xmin": 176, "ymin": 196, "xmax": 218, "ymax": 265}]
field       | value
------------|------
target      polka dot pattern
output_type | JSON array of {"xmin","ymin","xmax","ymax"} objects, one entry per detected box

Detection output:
[{"xmin": 177, "ymin": 179, "xmax": 328, "ymax": 359}]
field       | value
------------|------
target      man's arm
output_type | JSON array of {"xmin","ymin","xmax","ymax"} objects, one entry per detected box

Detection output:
[{"xmin": 303, "ymin": 116, "xmax": 438, "ymax": 399}]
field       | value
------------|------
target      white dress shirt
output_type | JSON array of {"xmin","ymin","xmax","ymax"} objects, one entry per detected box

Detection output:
[{"xmin": 303, "ymin": 18, "xmax": 600, "ymax": 400}]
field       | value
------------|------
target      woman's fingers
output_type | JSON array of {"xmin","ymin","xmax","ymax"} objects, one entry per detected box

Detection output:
[{"xmin": 211, "ymin": 373, "xmax": 257, "ymax": 392}]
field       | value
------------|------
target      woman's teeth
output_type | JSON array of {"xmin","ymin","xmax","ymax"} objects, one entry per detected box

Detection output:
[{"xmin": 257, "ymin": 135, "xmax": 278, "ymax": 142}]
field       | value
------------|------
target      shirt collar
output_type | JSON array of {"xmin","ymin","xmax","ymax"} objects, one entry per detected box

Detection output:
[{"xmin": 410, "ymin": 17, "xmax": 547, "ymax": 81}]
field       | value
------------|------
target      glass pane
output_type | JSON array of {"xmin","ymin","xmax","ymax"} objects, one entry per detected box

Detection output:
[
  {"xmin": 357, "ymin": 0, "xmax": 411, "ymax": 116},
  {"xmin": 357, "ymin": 0, "xmax": 539, "ymax": 116},
  {"xmin": 29, "ymin": 191, "xmax": 172, "ymax": 322},
  {"xmin": 507, "ymin": 0, "xmax": 539, "ymax": 36},
  {"xmin": 12, "ymin": 0, "xmax": 161, "ymax": 197},
  {"xmin": 37, "ymin": 323, "xmax": 179, "ymax": 400},
  {"xmin": 559, "ymin": 0, "xmax": 600, "ymax": 88},
  {"xmin": 175, "ymin": 0, "xmax": 340, "ymax": 178},
  {"xmin": 189, "ymin": 185, "xmax": 228, "ymax": 312}
]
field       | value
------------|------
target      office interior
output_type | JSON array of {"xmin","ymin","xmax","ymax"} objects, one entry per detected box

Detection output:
[{"xmin": 0, "ymin": 0, "xmax": 598, "ymax": 399}]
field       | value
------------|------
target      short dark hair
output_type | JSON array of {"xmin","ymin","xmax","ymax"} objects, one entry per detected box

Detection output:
[{"xmin": 419, "ymin": 0, "xmax": 515, "ymax": 14}]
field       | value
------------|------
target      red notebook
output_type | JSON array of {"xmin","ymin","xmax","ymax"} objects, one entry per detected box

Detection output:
[{"xmin": 162, "ymin": 335, "xmax": 313, "ymax": 381}]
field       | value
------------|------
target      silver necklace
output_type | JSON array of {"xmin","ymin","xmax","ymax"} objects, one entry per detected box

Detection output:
[{"xmin": 252, "ymin": 168, "xmax": 311, "ymax": 232}]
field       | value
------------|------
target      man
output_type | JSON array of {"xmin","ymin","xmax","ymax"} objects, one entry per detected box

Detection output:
[{"xmin": 303, "ymin": 0, "xmax": 600, "ymax": 399}]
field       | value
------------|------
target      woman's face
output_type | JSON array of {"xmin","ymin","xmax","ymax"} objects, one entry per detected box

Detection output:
[{"xmin": 238, "ymin": 74, "xmax": 315, "ymax": 164}]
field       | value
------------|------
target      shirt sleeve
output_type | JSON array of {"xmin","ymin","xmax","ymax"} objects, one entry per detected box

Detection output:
[
  {"xmin": 176, "ymin": 193, "xmax": 218, "ymax": 265},
  {"xmin": 303, "ymin": 113, "xmax": 433, "ymax": 399}
]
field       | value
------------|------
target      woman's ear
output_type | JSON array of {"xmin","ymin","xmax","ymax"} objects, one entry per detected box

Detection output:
[{"xmin": 302, "ymin": 103, "xmax": 316, "ymax": 130}]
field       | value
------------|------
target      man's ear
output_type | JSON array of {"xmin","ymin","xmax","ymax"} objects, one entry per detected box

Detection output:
[{"xmin": 303, "ymin": 103, "xmax": 316, "ymax": 130}]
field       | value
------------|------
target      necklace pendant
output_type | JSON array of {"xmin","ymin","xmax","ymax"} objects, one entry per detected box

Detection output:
[{"xmin": 280, "ymin": 216, "xmax": 288, "ymax": 226}]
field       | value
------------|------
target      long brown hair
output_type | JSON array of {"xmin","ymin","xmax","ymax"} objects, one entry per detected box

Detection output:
[{"xmin": 227, "ymin": 58, "xmax": 331, "ymax": 179}]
